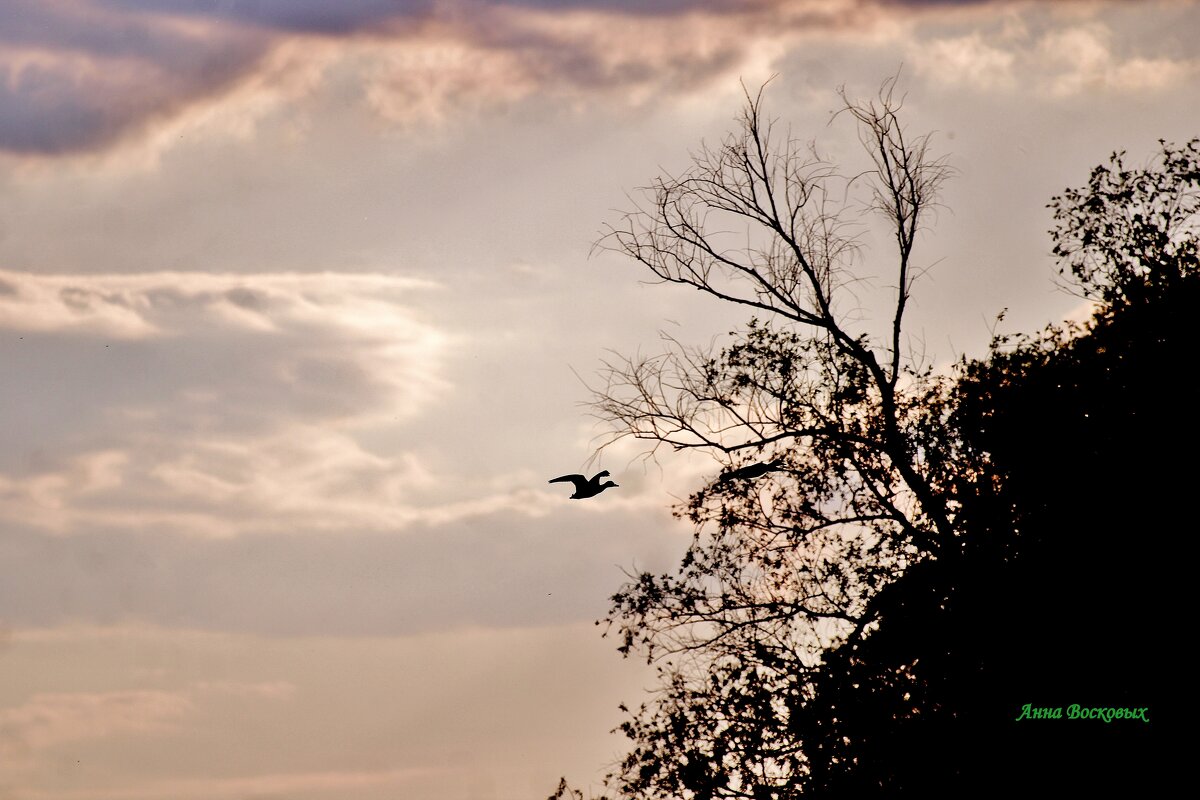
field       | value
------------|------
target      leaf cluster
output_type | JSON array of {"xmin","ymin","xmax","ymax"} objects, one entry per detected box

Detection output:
[{"xmin": 1050, "ymin": 138, "xmax": 1200, "ymax": 306}]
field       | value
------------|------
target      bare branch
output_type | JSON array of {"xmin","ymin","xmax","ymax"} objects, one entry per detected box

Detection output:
[{"xmin": 588, "ymin": 77, "xmax": 960, "ymax": 800}]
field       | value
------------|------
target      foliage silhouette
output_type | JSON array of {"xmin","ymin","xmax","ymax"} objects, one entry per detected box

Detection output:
[
  {"xmin": 555, "ymin": 81, "xmax": 1190, "ymax": 796},
  {"xmin": 585, "ymin": 77, "xmax": 960, "ymax": 798}
]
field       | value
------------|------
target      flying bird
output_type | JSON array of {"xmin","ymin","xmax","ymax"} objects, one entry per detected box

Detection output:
[
  {"xmin": 548, "ymin": 470, "xmax": 619, "ymax": 499},
  {"xmin": 718, "ymin": 459, "xmax": 784, "ymax": 483}
]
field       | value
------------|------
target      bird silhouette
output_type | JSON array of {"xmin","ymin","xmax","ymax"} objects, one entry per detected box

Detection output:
[
  {"xmin": 548, "ymin": 470, "xmax": 619, "ymax": 499},
  {"xmin": 718, "ymin": 458, "xmax": 784, "ymax": 483}
]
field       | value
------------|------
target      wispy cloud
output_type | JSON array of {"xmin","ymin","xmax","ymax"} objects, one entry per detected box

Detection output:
[
  {"xmin": 911, "ymin": 17, "xmax": 1200, "ymax": 95},
  {"xmin": 16, "ymin": 768, "xmax": 440, "ymax": 800},
  {"xmin": 0, "ymin": 681, "xmax": 304, "ymax": 793},
  {"xmin": 0, "ymin": 269, "xmax": 439, "ymax": 338},
  {"xmin": 909, "ymin": 31, "xmax": 1017, "ymax": 89},
  {"xmin": 1036, "ymin": 23, "xmax": 1199, "ymax": 95},
  {"xmin": 0, "ymin": 270, "xmax": 457, "ymax": 535},
  {"xmin": 0, "ymin": 623, "xmax": 639, "ymax": 800},
  {"xmin": 0, "ymin": 690, "xmax": 193, "ymax": 756},
  {"xmin": 0, "ymin": 502, "xmax": 685, "ymax": 634}
]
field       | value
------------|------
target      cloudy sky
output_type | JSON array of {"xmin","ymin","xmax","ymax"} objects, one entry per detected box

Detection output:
[{"xmin": 0, "ymin": 1, "xmax": 1196, "ymax": 797}]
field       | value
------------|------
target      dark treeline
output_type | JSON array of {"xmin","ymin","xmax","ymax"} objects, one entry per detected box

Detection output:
[{"xmin": 555, "ymin": 91, "xmax": 1192, "ymax": 797}]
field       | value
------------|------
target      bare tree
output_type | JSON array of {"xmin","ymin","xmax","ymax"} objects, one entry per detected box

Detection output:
[{"xmin": 588, "ymin": 79, "xmax": 961, "ymax": 798}]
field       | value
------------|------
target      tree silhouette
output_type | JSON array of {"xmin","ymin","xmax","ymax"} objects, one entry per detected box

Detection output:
[
  {"xmin": 1050, "ymin": 138, "xmax": 1199, "ymax": 308},
  {"xmin": 560, "ymin": 83, "xmax": 1190, "ymax": 796},
  {"xmin": 587, "ymin": 79, "xmax": 963, "ymax": 798}
]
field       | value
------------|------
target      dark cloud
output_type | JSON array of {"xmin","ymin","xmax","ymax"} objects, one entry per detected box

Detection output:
[
  {"xmin": 0, "ymin": 0, "xmax": 1077, "ymax": 157},
  {"xmin": 874, "ymin": 0, "xmax": 1009, "ymax": 5},
  {"xmin": 0, "ymin": 59, "xmax": 248, "ymax": 156},
  {"xmin": 0, "ymin": 67, "xmax": 128, "ymax": 155},
  {"xmin": 0, "ymin": 0, "xmax": 257, "ymax": 62},
  {"xmin": 0, "ymin": 1, "xmax": 266, "ymax": 155},
  {"xmin": 99, "ymin": 0, "xmax": 434, "ymax": 35},
  {"xmin": 0, "ymin": 0, "xmax": 838, "ymax": 156},
  {"xmin": 0, "ymin": 0, "xmax": 432, "ymax": 155}
]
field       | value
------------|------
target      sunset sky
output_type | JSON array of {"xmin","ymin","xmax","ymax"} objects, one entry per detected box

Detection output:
[{"xmin": 1, "ymin": 1, "xmax": 1196, "ymax": 798}]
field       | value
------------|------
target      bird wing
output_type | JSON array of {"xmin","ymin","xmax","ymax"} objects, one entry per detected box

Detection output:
[
  {"xmin": 549, "ymin": 474, "xmax": 587, "ymax": 490},
  {"xmin": 591, "ymin": 470, "xmax": 610, "ymax": 480}
]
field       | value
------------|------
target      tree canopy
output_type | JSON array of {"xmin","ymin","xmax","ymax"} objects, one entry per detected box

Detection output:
[{"xmin": 555, "ymin": 85, "xmax": 1189, "ymax": 798}]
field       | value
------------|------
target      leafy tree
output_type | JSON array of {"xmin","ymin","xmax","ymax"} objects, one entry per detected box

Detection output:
[
  {"xmin": 782, "ymin": 140, "xmax": 1198, "ymax": 789},
  {"xmin": 585, "ymin": 79, "xmax": 961, "ymax": 799},
  {"xmin": 556, "ymin": 84, "xmax": 1190, "ymax": 796},
  {"xmin": 1051, "ymin": 138, "xmax": 1199, "ymax": 307}
]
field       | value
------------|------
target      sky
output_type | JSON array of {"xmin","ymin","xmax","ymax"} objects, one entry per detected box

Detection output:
[{"xmin": 0, "ymin": 1, "xmax": 1196, "ymax": 798}]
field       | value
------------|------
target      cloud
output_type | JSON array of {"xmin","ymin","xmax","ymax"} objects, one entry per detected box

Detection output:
[
  {"xmin": 26, "ymin": 768, "xmax": 440, "ymax": 800},
  {"xmin": 909, "ymin": 32, "xmax": 1016, "ymax": 89},
  {"xmin": 0, "ymin": 268, "xmax": 696, "ymax": 551},
  {"xmin": 0, "ymin": 623, "xmax": 647, "ymax": 800},
  {"xmin": 7, "ymin": 0, "xmax": 1192, "ymax": 157},
  {"xmin": 0, "ymin": 264, "xmax": 695, "ymax": 540},
  {"xmin": 911, "ymin": 17, "xmax": 1200, "ymax": 96},
  {"xmin": 0, "ymin": 681, "xmax": 302, "ymax": 791},
  {"xmin": 0, "ymin": 270, "xmax": 459, "ymax": 535},
  {"xmin": 0, "ymin": 690, "xmax": 192, "ymax": 756},
  {"xmin": 1037, "ymin": 24, "xmax": 1200, "ymax": 96},
  {"xmin": 12, "ymin": 0, "xmax": 1167, "ymax": 157},
  {"xmin": 0, "ymin": 0, "xmax": 716, "ymax": 153},
  {"xmin": 0, "ymin": 430, "xmax": 568, "ymax": 538},
  {"xmin": 0, "ymin": 681, "xmax": 298, "ymax": 780},
  {"xmin": 0, "ymin": 0, "xmax": 1011, "ymax": 157},
  {"xmin": 0, "ymin": 0, "xmax": 272, "ymax": 155},
  {"xmin": 0, "ymin": 272, "xmax": 696, "ymax": 637},
  {"xmin": 0, "ymin": 270, "xmax": 444, "ymax": 398},
  {"xmin": 0, "ymin": 269, "xmax": 438, "ymax": 338},
  {"xmin": 99, "ymin": 0, "xmax": 434, "ymax": 34},
  {"xmin": 0, "ymin": 501, "xmax": 685, "ymax": 635}
]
